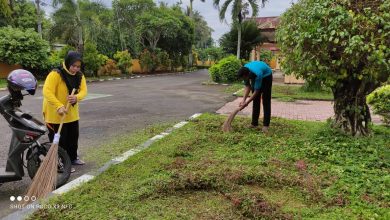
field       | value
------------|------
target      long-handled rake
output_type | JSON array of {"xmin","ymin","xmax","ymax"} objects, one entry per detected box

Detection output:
[{"xmin": 24, "ymin": 89, "xmax": 76, "ymax": 203}]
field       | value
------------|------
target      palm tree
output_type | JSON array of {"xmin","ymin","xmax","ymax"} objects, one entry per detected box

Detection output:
[
  {"xmin": 213, "ymin": 0, "xmax": 268, "ymax": 59},
  {"xmin": 220, "ymin": 20, "xmax": 264, "ymax": 60},
  {"xmin": 52, "ymin": 0, "xmax": 83, "ymax": 52},
  {"xmin": 189, "ymin": 0, "xmax": 205, "ymax": 18}
]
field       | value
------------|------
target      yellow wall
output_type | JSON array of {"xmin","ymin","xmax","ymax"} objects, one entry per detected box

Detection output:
[
  {"xmin": 270, "ymin": 57, "xmax": 277, "ymax": 69},
  {"xmin": 196, "ymin": 60, "xmax": 215, "ymax": 66},
  {"xmin": 131, "ymin": 59, "xmax": 212, "ymax": 74},
  {"xmin": 0, "ymin": 62, "xmax": 22, "ymax": 78},
  {"xmin": 284, "ymin": 74, "xmax": 305, "ymax": 84},
  {"xmin": 131, "ymin": 59, "xmax": 175, "ymax": 73},
  {"xmin": 131, "ymin": 59, "xmax": 144, "ymax": 73}
]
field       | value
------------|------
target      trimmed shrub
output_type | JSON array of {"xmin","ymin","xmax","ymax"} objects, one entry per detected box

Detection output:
[
  {"xmin": 181, "ymin": 55, "xmax": 189, "ymax": 69},
  {"xmin": 170, "ymin": 54, "xmax": 182, "ymax": 71},
  {"xmin": 156, "ymin": 50, "xmax": 171, "ymax": 71},
  {"xmin": 98, "ymin": 59, "xmax": 121, "ymax": 76},
  {"xmin": 259, "ymin": 49, "xmax": 273, "ymax": 64},
  {"xmin": 367, "ymin": 85, "xmax": 390, "ymax": 125},
  {"xmin": 139, "ymin": 49, "xmax": 158, "ymax": 73},
  {"xmin": 83, "ymin": 42, "xmax": 107, "ymax": 77},
  {"xmin": 48, "ymin": 45, "xmax": 76, "ymax": 68},
  {"xmin": 208, "ymin": 55, "xmax": 241, "ymax": 83},
  {"xmin": 208, "ymin": 64, "xmax": 220, "ymax": 82},
  {"xmin": 0, "ymin": 27, "xmax": 49, "ymax": 74},
  {"xmin": 114, "ymin": 50, "xmax": 132, "ymax": 75}
]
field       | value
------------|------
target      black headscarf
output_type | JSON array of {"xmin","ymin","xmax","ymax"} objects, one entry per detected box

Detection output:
[
  {"xmin": 54, "ymin": 51, "xmax": 83, "ymax": 95},
  {"xmin": 64, "ymin": 51, "xmax": 83, "ymax": 70}
]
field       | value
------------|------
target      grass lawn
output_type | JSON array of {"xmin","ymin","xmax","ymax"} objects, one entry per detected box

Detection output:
[
  {"xmin": 83, "ymin": 123, "xmax": 174, "ymax": 167},
  {"xmin": 227, "ymin": 83, "xmax": 333, "ymax": 101},
  {"xmin": 0, "ymin": 79, "xmax": 7, "ymax": 88},
  {"xmin": 30, "ymin": 114, "xmax": 389, "ymax": 219}
]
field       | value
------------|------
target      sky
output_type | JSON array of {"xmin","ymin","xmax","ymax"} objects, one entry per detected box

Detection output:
[{"xmin": 41, "ymin": 0, "xmax": 296, "ymax": 43}]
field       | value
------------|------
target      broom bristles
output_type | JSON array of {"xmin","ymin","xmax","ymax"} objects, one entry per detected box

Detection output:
[
  {"xmin": 23, "ymin": 89, "xmax": 76, "ymax": 204},
  {"xmin": 222, "ymin": 108, "xmax": 241, "ymax": 132},
  {"xmin": 23, "ymin": 143, "xmax": 58, "ymax": 204}
]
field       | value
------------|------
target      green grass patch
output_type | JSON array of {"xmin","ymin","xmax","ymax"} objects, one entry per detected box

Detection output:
[
  {"xmin": 30, "ymin": 114, "xmax": 389, "ymax": 219},
  {"xmin": 83, "ymin": 123, "xmax": 174, "ymax": 167},
  {"xmin": 224, "ymin": 83, "xmax": 243, "ymax": 94},
  {"xmin": 0, "ymin": 78, "xmax": 7, "ymax": 88},
  {"xmin": 231, "ymin": 83, "xmax": 333, "ymax": 101}
]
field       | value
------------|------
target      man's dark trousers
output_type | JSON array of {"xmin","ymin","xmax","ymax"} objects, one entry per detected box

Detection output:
[{"xmin": 252, "ymin": 74, "xmax": 273, "ymax": 127}]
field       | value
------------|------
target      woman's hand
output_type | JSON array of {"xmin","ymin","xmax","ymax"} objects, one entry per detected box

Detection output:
[
  {"xmin": 57, "ymin": 106, "xmax": 67, "ymax": 116},
  {"xmin": 67, "ymin": 95, "xmax": 78, "ymax": 104}
]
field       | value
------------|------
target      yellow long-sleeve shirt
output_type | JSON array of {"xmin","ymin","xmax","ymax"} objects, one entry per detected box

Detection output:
[{"xmin": 42, "ymin": 70, "xmax": 87, "ymax": 124}]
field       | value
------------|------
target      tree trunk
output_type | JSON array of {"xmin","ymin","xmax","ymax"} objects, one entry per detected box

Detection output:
[
  {"xmin": 75, "ymin": 2, "xmax": 83, "ymax": 54},
  {"xmin": 35, "ymin": 0, "xmax": 42, "ymax": 38},
  {"xmin": 333, "ymin": 77, "xmax": 375, "ymax": 136},
  {"xmin": 188, "ymin": 0, "xmax": 194, "ymax": 67},
  {"xmin": 236, "ymin": 21, "xmax": 242, "ymax": 59}
]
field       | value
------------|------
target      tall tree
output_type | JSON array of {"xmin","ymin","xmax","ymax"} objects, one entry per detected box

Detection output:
[
  {"xmin": 157, "ymin": 5, "xmax": 195, "ymax": 58},
  {"xmin": 78, "ymin": 0, "xmax": 120, "ymax": 56},
  {"xmin": 112, "ymin": 0, "xmax": 155, "ymax": 56},
  {"xmin": 213, "ymin": 0, "xmax": 268, "ymax": 59},
  {"xmin": 11, "ymin": 0, "xmax": 37, "ymax": 29},
  {"xmin": 277, "ymin": 0, "xmax": 390, "ymax": 136},
  {"xmin": 35, "ymin": 0, "xmax": 42, "ymax": 37},
  {"xmin": 51, "ymin": 0, "xmax": 83, "ymax": 52},
  {"xmin": 188, "ymin": 0, "xmax": 206, "ymax": 66},
  {"xmin": 0, "ymin": 0, "xmax": 12, "ymax": 26},
  {"xmin": 136, "ymin": 7, "xmax": 181, "ymax": 51},
  {"xmin": 193, "ymin": 11, "xmax": 214, "ymax": 49},
  {"xmin": 189, "ymin": 0, "xmax": 205, "ymax": 18}
]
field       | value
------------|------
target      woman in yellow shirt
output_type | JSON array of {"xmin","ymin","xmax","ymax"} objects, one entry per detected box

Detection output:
[{"xmin": 43, "ymin": 51, "xmax": 88, "ymax": 171}]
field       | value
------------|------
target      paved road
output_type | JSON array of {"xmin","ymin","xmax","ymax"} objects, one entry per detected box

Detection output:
[{"xmin": 0, "ymin": 70, "xmax": 233, "ymax": 218}]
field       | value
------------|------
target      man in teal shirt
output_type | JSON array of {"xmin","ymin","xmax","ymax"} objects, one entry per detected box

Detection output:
[{"xmin": 237, "ymin": 61, "xmax": 273, "ymax": 133}]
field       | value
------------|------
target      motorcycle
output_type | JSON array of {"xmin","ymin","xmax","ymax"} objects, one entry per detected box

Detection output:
[{"xmin": 0, "ymin": 69, "xmax": 71, "ymax": 187}]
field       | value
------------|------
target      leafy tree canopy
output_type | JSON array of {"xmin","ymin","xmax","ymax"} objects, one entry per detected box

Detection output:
[{"xmin": 276, "ymin": 0, "xmax": 390, "ymax": 136}]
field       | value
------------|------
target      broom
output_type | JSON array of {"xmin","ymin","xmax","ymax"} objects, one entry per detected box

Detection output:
[
  {"xmin": 24, "ymin": 89, "xmax": 76, "ymax": 204},
  {"xmin": 222, "ymin": 107, "xmax": 242, "ymax": 132},
  {"xmin": 222, "ymin": 95, "xmax": 262, "ymax": 132}
]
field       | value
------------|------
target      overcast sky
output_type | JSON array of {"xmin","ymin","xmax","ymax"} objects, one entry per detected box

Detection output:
[{"xmin": 42, "ymin": 0, "xmax": 296, "ymax": 43}]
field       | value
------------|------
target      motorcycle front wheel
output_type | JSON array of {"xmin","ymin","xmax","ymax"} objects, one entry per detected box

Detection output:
[{"xmin": 27, "ymin": 143, "xmax": 72, "ymax": 188}]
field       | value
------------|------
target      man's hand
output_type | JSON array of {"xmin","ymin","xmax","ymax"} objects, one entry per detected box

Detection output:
[
  {"xmin": 67, "ymin": 95, "xmax": 77, "ymax": 105},
  {"xmin": 239, "ymin": 101, "xmax": 248, "ymax": 110},
  {"xmin": 239, "ymin": 99, "xmax": 247, "ymax": 108},
  {"xmin": 57, "ymin": 106, "xmax": 67, "ymax": 116}
]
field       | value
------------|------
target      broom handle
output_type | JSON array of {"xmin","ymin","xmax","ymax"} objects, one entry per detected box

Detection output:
[{"xmin": 57, "ymin": 89, "xmax": 76, "ymax": 134}]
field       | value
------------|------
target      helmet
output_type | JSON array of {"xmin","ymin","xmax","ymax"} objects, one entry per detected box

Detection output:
[{"xmin": 7, "ymin": 69, "xmax": 37, "ymax": 95}]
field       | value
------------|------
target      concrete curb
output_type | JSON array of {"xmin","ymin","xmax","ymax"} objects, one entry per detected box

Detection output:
[
  {"xmin": 85, "ymin": 71, "xmax": 196, "ymax": 84},
  {"xmin": 201, "ymin": 81, "xmax": 230, "ymax": 86},
  {"xmin": 233, "ymin": 88, "xmax": 244, "ymax": 97},
  {"xmin": 2, "ymin": 113, "xmax": 203, "ymax": 220}
]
